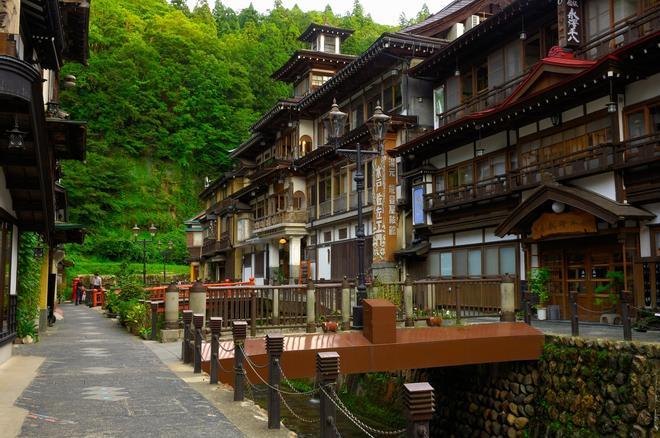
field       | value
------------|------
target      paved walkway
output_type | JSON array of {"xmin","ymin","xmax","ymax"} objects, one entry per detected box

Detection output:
[{"xmin": 13, "ymin": 304, "xmax": 244, "ymax": 438}]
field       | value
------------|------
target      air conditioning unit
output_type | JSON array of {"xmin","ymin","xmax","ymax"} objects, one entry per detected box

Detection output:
[
  {"xmin": 447, "ymin": 22, "xmax": 465, "ymax": 41},
  {"xmin": 465, "ymin": 15, "xmax": 480, "ymax": 31}
]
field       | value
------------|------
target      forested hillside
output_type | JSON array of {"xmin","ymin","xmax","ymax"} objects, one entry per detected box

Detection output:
[{"xmin": 60, "ymin": 0, "xmax": 427, "ymax": 265}]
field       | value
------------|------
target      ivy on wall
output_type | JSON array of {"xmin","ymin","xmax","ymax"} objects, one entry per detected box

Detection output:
[{"xmin": 16, "ymin": 232, "xmax": 42, "ymax": 339}]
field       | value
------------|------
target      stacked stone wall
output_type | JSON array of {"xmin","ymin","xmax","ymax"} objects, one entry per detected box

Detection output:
[{"xmin": 428, "ymin": 336, "xmax": 659, "ymax": 437}]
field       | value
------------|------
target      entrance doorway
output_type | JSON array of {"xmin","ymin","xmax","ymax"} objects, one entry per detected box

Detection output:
[{"xmin": 539, "ymin": 235, "xmax": 632, "ymax": 321}]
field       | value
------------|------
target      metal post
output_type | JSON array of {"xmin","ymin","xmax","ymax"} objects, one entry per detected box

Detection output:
[
  {"xmin": 209, "ymin": 317, "xmax": 222, "ymax": 384},
  {"xmin": 193, "ymin": 313, "xmax": 203, "ymax": 374},
  {"xmin": 232, "ymin": 320, "xmax": 248, "ymax": 401},
  {"xmin": 523, "ymin": 292, "xmax": 531, "ymax": 324},
  {"xmin": 621, "ymin": 290, "xmax": 632, "ymax": 341},
  {"xmin": 570, "ymin": 291, "xmax": 579, "ymax": 337},
  {"xmin": 143, "ymin": 239, "xmax": 147, "ymax": 286},
  {"xmin": 317, "ymin": 352, "xmax": 340, "ymax": 438},
  {"xmin": 272, "ymin": 281, "xmax": 280, "ymax": 325},
  {"xmin": 403, "ymin": 382, "xmax": 435, "ymax": 438},
  {"xmin": 150, "ymin": 300, "xmax": 161, "ymax": 341},
  {"xmin": 266, "ymin": 334, "xmax": 284, "ymax": 429},
  {"xmin": 182, "ymin": 310, "xmax": 193, "ymax": 363},
  {"xmin": 306, "ymin": 279, "xmax": 316, "ymax": 333},
  {"xmin": 353, "ymin": 143, "xmax": 366, "ymax": 329},
  {"xmin": 341, "ymin": 276, "xmax": 351, "ymax": 330},
  {"xmin": 404, "ymin": 274, "xmax": 414, "ymax": 327}
]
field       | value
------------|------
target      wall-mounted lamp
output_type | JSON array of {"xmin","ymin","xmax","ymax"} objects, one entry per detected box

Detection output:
[
  {"xmin": 279, "ymin": 238, "xmax": 287, "ymax": 245},
  {"xmin": 551, "ymin": 201, "xmax": 565, "ymax": 214},
  {"xmin": 520, "ymin": 15, "xmax": 527, "ymax": 40},
  {"xmin": 476, "ymin": 148, "xmax": 485, "ymax": 157},
  {"xmin": 550, "ymin": 113, "xmax": 562, "ymax": 127},
  {"xmin": 417, "ymin": 96, "xmax": 423, "ymax": 103},
  {"xmin": 7, "ymin": 116, "xmax": 26, "ymax": 150},
  {"xmin": 606, "ymin": 70, "xmax": 617, "ymax": 114}
]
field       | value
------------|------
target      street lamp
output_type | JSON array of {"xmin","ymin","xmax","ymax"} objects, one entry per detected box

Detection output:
[
  {"xmin": 331, "ymin": 99, "xmax": 391, "ymax": 329},
  {"xmin": 158, "ymin": 240, "xmax": 174, "ymax": 283},
  {"xmin": 133, "ymin": 223, "xmax": 157, "ymax": 285}
]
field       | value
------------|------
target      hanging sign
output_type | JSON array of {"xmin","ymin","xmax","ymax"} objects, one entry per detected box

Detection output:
[
  {"xmin": 531, "ymin": 211, "xmax": 596, "ymax": 240},
  {"xmin": 412, "ymin": 186, "xmax": 425, "ymax": 226},
  {"xmin": 372, "ymin": 154, "xmax": 398, "ymax": 263},
  {"xmin": 557, "ymin": 0, "xmax": 582, "ymax": 49}
]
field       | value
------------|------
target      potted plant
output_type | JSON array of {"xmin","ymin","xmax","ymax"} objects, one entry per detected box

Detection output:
[
  {"xmin": 426, "ymin": 309, "xmax": 442, "ymax": 327},
  {"xmin": 529, "ymin": 268, "xmax": 550, "ymax": 320}
]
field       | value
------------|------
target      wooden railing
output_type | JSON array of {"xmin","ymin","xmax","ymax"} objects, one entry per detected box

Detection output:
[
  {"xmin": 426, "ymin": 144, "xmax": 614, "ymax": 210},
  {"xmin": 334, "ymin": 193, "xmax": 347, "ymax": 213},
  {"xmin": 411, "ymin": 279, "xmax": 504, "ymax": 318},
  {"xmin": 576, "ymin": 5, "xmax": 660, "ymax": 60},
  {"xmin": 254, "ymin": 210, "xmax": 307, "ymax": 231},
  {"xmin": 615, "ymin": 133, "xmax": 660, "ymax": 168}
]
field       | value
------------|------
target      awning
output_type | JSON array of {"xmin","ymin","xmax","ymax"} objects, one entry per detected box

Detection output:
[
  {"xmin": 495, "ymin": 181, "xmax": 655, "ymax": 237},
  {"xmin": 54, "ymin": 222, "xmax": 85, "ymax": 244},
  {"xmin": 209, "ymin": 255, "xmax": 226, "ymax": 263},
  {"xmin": 394, "ymin": 241, "xmax": 430, "ymax": 258}
]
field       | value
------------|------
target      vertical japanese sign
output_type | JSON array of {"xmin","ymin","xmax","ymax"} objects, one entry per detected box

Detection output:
[
  {"xmin": 372, "ymin": 154, "xmax": 398, "ymax": 263},
  {"xmin": 557, "ymin": 0, "xmax": 581, "ymax": 49},
  {"xmin": 412, "ymin": 186, "xmax": 425, "ymax": 226}
]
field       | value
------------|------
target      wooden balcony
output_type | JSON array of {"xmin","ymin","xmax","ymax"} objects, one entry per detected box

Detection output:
[
  {"xmin": 426, "ymin": 144, "xmax": 614, "ymax": 211},
  {"xmin": 201, "ymin": 232, "xmax": 232, "ymax": 257},
  {"xmin": 615, "ymin": 134, "xmax": 660, "ymax": 169},
  {"xmin": 254, "ymin": 210, "xmax": 307, "ymax": 233},
  {"xmin": 576, "ymin": 5, "xmax": 660, "ymax": 61}
]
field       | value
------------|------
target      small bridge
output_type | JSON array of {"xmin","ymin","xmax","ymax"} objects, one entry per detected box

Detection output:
[{"xmin": 200, "ymin": 322, "xmax": 544, "ymax": 385}]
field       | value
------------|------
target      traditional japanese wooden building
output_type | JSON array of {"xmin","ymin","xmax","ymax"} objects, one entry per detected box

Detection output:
[
  {"xmin": 0, "ymin": 0, "xmax": 89, "ymax": 363},
  {"xmin": 392, "ymin": 0, "xmax": 660, "ymax": 320}
]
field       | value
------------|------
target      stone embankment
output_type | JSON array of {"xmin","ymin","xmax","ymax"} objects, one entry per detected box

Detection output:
[{"xmin": 429, "ymin": 335, "xmax": 659, "ymax": 437}]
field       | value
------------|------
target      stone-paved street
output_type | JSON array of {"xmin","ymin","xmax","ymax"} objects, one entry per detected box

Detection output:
[{"xmin": 14, "ymin": 304, "xmax": 243, "ymax": 437}]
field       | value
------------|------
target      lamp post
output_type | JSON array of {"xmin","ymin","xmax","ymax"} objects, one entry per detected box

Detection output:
[
  {"xmin": 158, "ymin": 240, "xmax": 174, "ymax": 284},
  {"xmin": 132, "ymin": 223, "xmax": 157, "ymax": 286},
  {"xmin": 327, "ymin": 99, "xmax": 391, "ymax": 329}
]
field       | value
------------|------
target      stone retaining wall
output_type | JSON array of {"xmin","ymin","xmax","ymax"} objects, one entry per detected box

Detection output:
[{"xmin": 428, "ymin": 336, "xmax": 659, "ymax": 437}]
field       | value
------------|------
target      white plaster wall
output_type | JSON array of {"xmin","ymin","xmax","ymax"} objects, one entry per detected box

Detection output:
[
  {"xmin": 290, "ymin": 176, "xmax": 306, "ymax": 194},
  {"xmin": 586, "ymin": 96, "xmax": 609, "ymax": 114},
  {"xmin": 562, "ymin": 105, "xmax": 584, "ymax": 123},
  {"xmin": 430, "ymin": 234, "xmax": 453, "ymax": 248},
  {"xmin": 572, "ymin": 172, "xmax": 616, "ymax": 201},
  {"xmin": 0, "ymin": 168, "xmax": 14, "ymax": 215},
  {"xmin": 625, "ymin": 73, "xmax": 660, "ymax": 106},
  {"xmin": 482, "ymin": 131, "xmax": 507, "ymax": 154},
  {"xmin": 639, "ymin": 203, "xmax": 660, "ymax": 257},
  {"xmin": 429, "ymin": 154, "xmax": 446, "ymax": 169},
  {"xmin": 447, "ymin": 143, "xmax": 473, "ymax": 166},
  {"xmin": 299, "ymin": 119, "xmax": 314, "ymax": 142},
  {"xmin": 519, "ymin": 122, "xmax": 537, "ymax": 138},
  {"xmin": 317, "ymin": 246, "xmax": 331, "ymax": 280},
  {"xmin": 484, "ymin": 227, "xmax": 517, "ymax": 242},
  {"xmin": 455, "ymin": 230, "xmax": 481, "ymax": 246}
]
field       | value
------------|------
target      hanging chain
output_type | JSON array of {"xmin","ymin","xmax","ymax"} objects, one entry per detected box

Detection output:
[
  {"xmin": 575, "ymin": 303, "xmax": 616, "ymax": 314},
  {"xmin": 218, "ymin": 341, "xmax": 235, "ymax": 353},
  {"xmin": 328, "ymin": 415, "xmax": 343, "ymax": 438},
  {"xmin": 277, "ymin": 360, "xmax": 314, "ymax": 394},
  {"xmin": 238, "ymin": 345, "xmax": 269, "ymax": 368},
  {"xmin": 239, "ymin": 346, "xmax": 318, "ymax": 395},
  {"xmin": 278, "ymin": 391, "xmax": 319, "ymax": 424},
  {"xmin": 324, "ymin": 386, "xmax": 406, "ymax": 437},
  {"xmin": 320, "ymin": 386, "xmax": 375, "ymax": 438}
]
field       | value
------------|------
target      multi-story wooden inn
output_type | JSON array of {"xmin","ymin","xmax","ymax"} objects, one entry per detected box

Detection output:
[
  {"xmin": 392, "ymin": 0, "xmax": 660, "ymax": 320},
  {"xmin": 187, "ymin": 0, "xmax": 660, "ymax": 320},
  {"xmin": 0, "ymin": 0, "xmax": 89, "ymax": 363}
]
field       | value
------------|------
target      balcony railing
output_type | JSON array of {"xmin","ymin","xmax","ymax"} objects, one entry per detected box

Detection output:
[
  {"xmin": 319, "ymin": 200, "xmax": 332, "ymax": 217},
  {"xmin": 334, "ymin": 193, "xmax": 347, "ymax": 214},
  {"xmin": 615, "ymin": 133, "xmax": 660, "ymax": 168},
  {"xmin": 576, "ymin": 5, "xmax": 660, "ymax": 61},
  {"xmin": 426, "ymin": 144, "xmax": 614, "ymax": 210},
  {"xmin": 438, "ymin": 73, "xmax": 527, "ymax": 127},
  {"xmin": 254, "ymin": 210, "xmax": 308, "ymax": 231},
  {"xmin": 201, "ymin": 232, "xmax": 232, "ymax": 257}
]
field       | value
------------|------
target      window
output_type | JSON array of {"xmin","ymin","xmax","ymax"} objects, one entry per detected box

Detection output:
[
  {"xmin": 524, "ymin": 35, "xmax": 541, "ymax": 70},
  {"xmin": 319, "ymin": 170, "xmax": 332, "ymax": 203},
  {"xmin": 504, "ymin": 41, "xmax": 522, "ymax": 81},
  {"xmin": 435, "ymin": 244, "xmax": 517, "ymax": 278},
  {"xmin": 324, "ymin": 36, "xmax": 336, "ymax": 53},
  {"xmin": 323, "ymin": 231, "xmax": 332, "ymax": 242},
  {"xmin": 476, "ymin": 62, "xmax": 488, "ymax": 93},
  {"xmin": 299, "ymin": 135, "xmax": 312, "ymax": 156},
  {"xmin": 338, "ymin": 228, "xmax": 348, "ymax": 240},
  {"xmin": 476, "ymin": 152, "xmax": 506, "ymax": 181},
  {"xmin": 461, "ymin": 71, "xmax": 473, "ymax": 103},
  {"xmin": 625, "ymin": 101, "xmax": 660, "ymax": 139},
  {"xmin": 0, "ymin": 221, "xmax": 13, "ymax": 336},
  {"xmin": 237, "ymin": 218, "xmax": 251, "ymax": 242},
  {"xmin": 446, "ymin": 164, "xmax": 473, "ymax": 190},
  {"xmin": 311, "ymin": 74, "xmax": 332, "ymax": 89}
]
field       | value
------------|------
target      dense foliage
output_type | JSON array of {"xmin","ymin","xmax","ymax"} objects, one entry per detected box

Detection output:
[
  {"xmin": 60, "ymin": 0, "xmax": 427, "ymax": 266},
  {"xmin": 17, "ymin": 233, "xmax": 42, "ymax": 339}
]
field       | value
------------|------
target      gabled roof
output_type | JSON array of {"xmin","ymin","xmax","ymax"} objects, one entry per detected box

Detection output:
[
  {"xmin": 401, "ymin": 0, "xmax": 478, "ymax": 34},
  {"xmin": 495, "ymin": 181, "xmax": 654, "ymax": 237},
  {"xmin": 271, "ymin": 50, "xmax": 356, "ymax": 83},
  {"xmin": 250, "ymin": 98, "xmax": 300, "ymax": 132},
  {"xmin": 298, "ymin": 23, "xmax": 354, "ymax": 43}
]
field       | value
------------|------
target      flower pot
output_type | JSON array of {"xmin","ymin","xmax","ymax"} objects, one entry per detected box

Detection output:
[
  {"xmin": 537, "ymin": 307, "xmax": 547, "ymax": 321},
  {"xmin": 426, "ymin": 316, "xmax": 442, "ymax": 327},
  {"xmin": 322, "ymin": 321, "xmax": 338, "ymax": 333}
]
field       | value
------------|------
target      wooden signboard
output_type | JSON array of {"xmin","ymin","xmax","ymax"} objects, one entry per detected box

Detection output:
[
  {"xmin": 531, "ymin": 210, "xmax": 596, "ymax": 240},
  {"xmin": 557, "ymin": 0, "xmax": 582, "ymax": 49},
  {"xmin": 372, "ymin": 153, "xmax": 398, "ymax": 263}
]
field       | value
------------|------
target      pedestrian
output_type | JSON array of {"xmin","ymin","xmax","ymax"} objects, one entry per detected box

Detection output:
[
  {"xmin": 91, "ymin": 272, "xmax": 102, "ymax": 291},
  {"xmin": 75, "ymin": 281, "xmax": 85, "ymax": 305}
]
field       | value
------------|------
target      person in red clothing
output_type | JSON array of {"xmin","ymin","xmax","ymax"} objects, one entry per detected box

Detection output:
[{"xmin": 75, "ymin": 281, "xmax": 86, "ymax": 305}]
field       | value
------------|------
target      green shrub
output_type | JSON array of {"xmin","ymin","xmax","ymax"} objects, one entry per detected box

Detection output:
[
  {"xmin": 16, "ymin": 312, "xmax": 38, "ymax": 340},
  {"xmin": 17, "ymin": 233, "xmax": 42, "ymax": 339}
]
